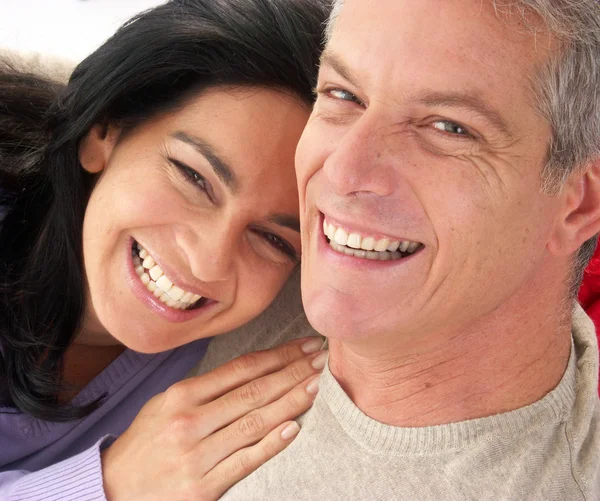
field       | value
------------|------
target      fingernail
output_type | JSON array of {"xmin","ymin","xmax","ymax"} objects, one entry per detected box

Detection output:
[
  {"xmin": 301, "ymin": 338, "xmax": 323, "ymax": 354},
  {"xmin": 281, "ymin": 422, "xmax": 300, "ymax": 440},
  {"xmin": 311, "ymin": 351, "xmax": 328, "ymax": 370},
  {"xmin": 306, "ymin": 375, "xmax": 321, "ymax": 394}
]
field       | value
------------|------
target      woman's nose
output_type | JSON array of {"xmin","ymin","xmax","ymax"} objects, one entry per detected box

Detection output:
[{"xmin": 177, "ymin": 223, "xmax": 238, "ymax": 284}]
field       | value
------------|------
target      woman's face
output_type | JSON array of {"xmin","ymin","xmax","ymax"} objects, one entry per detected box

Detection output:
[{"xmin": 79, "ymin": 87, "xmax": 308, "ymax": 353}]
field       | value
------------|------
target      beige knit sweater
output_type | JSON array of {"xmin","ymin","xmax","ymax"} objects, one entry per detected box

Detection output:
[{"xmin": 194, "ymin": 274, "xmax": 600, "ymax": 501}]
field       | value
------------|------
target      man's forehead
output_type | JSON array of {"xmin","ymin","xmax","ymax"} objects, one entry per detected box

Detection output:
[
  {"xmin": 322, "ymin": 0, "xmax": 553, "ymax": 100},
  {"xmin": 328, "ymin": 0, "xmax": 553, "ymax": 54}
]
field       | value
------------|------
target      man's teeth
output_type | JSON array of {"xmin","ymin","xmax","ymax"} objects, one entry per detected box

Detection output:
[
  {"xmin": 323, "ymin": 219, "xmax": 422, "ymax": 260},
  {"xmin": 133, "ymin": 244, "xmax": 202, "ymax": 310}
]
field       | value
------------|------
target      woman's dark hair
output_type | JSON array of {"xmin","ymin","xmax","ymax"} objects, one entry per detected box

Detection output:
[{"xmin": 0, "ymin": 0, "xmax": 329, "ymax": 421}]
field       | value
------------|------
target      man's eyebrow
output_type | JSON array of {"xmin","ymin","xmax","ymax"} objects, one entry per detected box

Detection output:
[
  {"xmin": 320, "ymin": 49, "xmax": 361, "ymax": 89},
  {"xmin": 414, "ymin": 90, "xmax": 513, "ymax": 138},
  {"xmin": 171, "ymin": 131, "xmax": 237, "ymax": 192},
  {"xmin": 267, "ymin": 214, "xmax": 301, "ymax": 233}
]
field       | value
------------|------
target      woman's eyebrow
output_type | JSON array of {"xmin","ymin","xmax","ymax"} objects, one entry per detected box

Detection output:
[
  {"xmin": 268, "ymin": 214, "xmax": 301, "ymax": 233},
  {"xmin": 171, "ymin": 130, "xmax": 238, "ymax": 193}
]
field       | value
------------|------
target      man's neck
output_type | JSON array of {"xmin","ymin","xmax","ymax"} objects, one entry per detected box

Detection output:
[{"xmin": 328, "ymin": 303, "xmax": 572, "ymax": 428}]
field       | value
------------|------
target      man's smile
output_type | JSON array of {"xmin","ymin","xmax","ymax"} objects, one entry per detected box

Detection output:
[{"xmin": 322, "ymin": 217, "xmax": 423, "ymax": 261}]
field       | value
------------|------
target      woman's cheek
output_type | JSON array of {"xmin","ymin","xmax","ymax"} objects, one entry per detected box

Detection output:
[{"xmin": 237, "ymin": 258, "xmax": 293, "ymax": 318}]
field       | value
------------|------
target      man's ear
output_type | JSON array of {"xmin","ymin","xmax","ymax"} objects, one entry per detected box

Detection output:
[
  {"xmin": 548, "ymin": 158, "xmax": 600, "ymax": 256},
  {"xmin": 79, "ymin": 123, "xmax": 120, "ymax": 174}
]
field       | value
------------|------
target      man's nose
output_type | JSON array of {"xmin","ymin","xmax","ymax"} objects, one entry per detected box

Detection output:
[{"xmin": 323, "ymin": 113, "xmax": 396, "ymax": 199}]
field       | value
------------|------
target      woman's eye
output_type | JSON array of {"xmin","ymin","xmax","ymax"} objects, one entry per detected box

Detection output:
[
  {"xmin": 258, "ymin": 231, "xmax": 298, "ymax": 261},
  {"xmin": 187, "ymin": 169, "xmax": 207, "ymax": 190},
  {"xmin": 432, "ymin": 120, "xmax": 470, "ymax": 137},
  {"xmin": 169, "ymin": 157, "xmax": 213, "ymax": 196},
  {"xmin": 179, "ymin": 164, "xmax": 207, "ymax": 190}
]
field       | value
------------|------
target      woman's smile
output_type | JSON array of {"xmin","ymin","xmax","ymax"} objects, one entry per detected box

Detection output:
[
  {"xmin": 133, "ymin": 240, "xmax": 208, "ymax": 310},
  {"xmin": 126, "ymin": 237, "xmax": 221, "ymax": 323}
]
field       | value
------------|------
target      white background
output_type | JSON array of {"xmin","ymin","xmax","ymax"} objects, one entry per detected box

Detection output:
[{"xmin": 0, "ymin": 0, "xmax": 166, "ymax": 62}]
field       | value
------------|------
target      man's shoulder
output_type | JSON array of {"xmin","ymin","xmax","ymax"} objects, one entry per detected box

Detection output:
[
  {"xmin": 567, "ymin": 304, "xmax": 600, "ymax": 497},
  {"xmin": 218, "ymin": 311, "xmax": 600, "ymax": 501},
  {"xmin": 221, "ymin": 396, "xmax": 600, "ymax": 501}
]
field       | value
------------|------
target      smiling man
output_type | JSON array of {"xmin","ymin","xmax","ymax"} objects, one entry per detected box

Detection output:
[{"xmin": 205, "ymin": 0, "xmax": 600, "ymax": 499}]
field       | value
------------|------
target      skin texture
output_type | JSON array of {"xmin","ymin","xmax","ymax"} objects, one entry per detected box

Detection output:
[
  {"xmin": 295, "ymin": 0, "xmax": 600, "ymax": 426},
  {"xmin": 78, "ymin": 87, "xmax": 308, "ymax": 355}
]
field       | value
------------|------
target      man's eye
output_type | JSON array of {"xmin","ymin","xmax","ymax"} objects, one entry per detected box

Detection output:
[
  {"xmin": 432, "ymin": 120, "xmax": 470, "ymax": 137},
  {"xmin": 329, "ymin": 88, "xmax": 362, "ymax": 105}
]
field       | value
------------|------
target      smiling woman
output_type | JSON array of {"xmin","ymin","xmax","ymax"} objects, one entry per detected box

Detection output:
[
  {"xmin": 0, "ymin": 0, "xmax": 329, "ymax": 499},
  {"xmin": 80, "ymin": 86, "xmax": 305, "ymax": 353}
]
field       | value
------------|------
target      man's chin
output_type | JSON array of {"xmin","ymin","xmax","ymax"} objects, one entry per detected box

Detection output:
[{"xmin": 303, "ymin": 290, "xmax": 386, "ymax": 340}]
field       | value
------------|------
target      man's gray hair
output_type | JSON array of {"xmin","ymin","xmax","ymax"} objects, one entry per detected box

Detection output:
[
  {"xmin": 325, "ymin": 0, "xmax": 344, "ymax": 41},
  {"xmin": 325, "ymin": 0, "xmax": 600, "ymax": 294}
]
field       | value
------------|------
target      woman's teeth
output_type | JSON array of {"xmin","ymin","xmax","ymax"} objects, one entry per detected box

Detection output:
[
  {"xmin": 132, "ymin": 244, "xmax": 202, "ymax": 310},
  {"xmin": 323, "ymin": 219, "xmax": 422, "ymax": 261}
]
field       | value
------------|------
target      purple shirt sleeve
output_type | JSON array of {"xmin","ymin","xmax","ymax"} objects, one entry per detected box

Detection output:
[
  {"xmin": 0, "ymin": 338, "xmax": 210, "ymax": 498},
  {"xmin": 0, "ymin": 438, "xmax": 110, "ymax": 501}
]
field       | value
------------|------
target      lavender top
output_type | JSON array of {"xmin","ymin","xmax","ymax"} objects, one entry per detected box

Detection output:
[{"xmin": 0, "ymin": 338, "xmax": 210, "ymax": 501}]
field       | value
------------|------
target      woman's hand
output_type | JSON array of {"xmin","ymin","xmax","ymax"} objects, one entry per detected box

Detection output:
[{"xmin": 101, "ymin": 337, "xmax": 326, "ymax": 501}]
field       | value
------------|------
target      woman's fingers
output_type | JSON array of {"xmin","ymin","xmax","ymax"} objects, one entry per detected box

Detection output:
[
  {"xmin": 201, "ymin": 419, "xmax": 303, "ymax": 500},
  {"xmin": 196, "ymin": 373, "xmax": 321, "ymax": 469},
  {"xmin": 195, "ymin": 350, "xmax": 327, "ymax": 438},
  {"xmin": 166, "ymin": 336, "xmax": 324, "ymax": 407},
  {"xmin": 101, "ymin": 338, "xmax": 326, "ymax": 501}
]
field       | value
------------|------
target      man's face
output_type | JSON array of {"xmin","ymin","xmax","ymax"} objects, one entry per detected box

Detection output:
[{"xmin": 296, "ymin": 0, "xmax": 562, "ymax": 343}]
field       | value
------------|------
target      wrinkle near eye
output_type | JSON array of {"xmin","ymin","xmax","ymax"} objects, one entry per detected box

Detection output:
[
  {"xmin": 313, "ymin": 107, "xmax": 360, "ymax": 126},
  {"xmin": 464, "ymin": 149, "xmax": 527, "ymax": 206},
  {"xmin": 465, "ymin": 155, "xmax": 510, "ymax": 202},
  {"xmin": 408, "ymin": 129, "xmax": 480, "ymax": 158}
]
